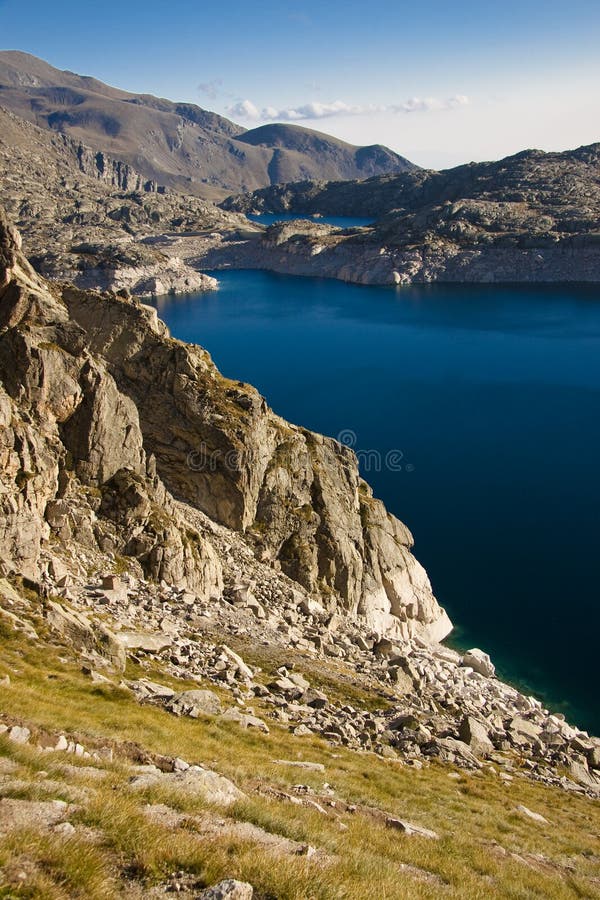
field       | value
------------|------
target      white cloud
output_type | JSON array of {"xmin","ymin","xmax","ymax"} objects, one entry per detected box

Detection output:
[
  {"xmin": 227, "ymin": 95, "xmax": 469, "ymax": 122},
  {"xmin": 392, "ymin": 95, "xmax": 470, "ymax": 114},
  {"xmin": 228, "ymin": 99, "xmax": 261, "ymax": 119}
]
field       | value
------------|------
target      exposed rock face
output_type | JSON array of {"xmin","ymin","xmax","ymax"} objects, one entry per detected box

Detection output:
[
  {"xmin": 0, "ymin": 207, "xmax": 450, "ymax": 643},
  {"xmin": 59, "ymin": 285, "xmax": 450, "ymax": 642},
  {"xmin": 219, "ymin": 144, "xmax": 600, "ymax": 284},
  {"xmin": 0, "ymin": 207, "xmax": 221, "ymax": 597},
  {"xmin": 74, "ymin": 143, "xmax": 160, "ymax": 193}
]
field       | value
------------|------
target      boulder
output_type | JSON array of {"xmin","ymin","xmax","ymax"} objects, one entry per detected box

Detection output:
[
  {"xmin": 221, "ymin": 707, "xmax": 270, "ymax": 734},
  {"xmin": 220, "ymin": 645, "xmax": 253, "ymax": 680},
  {"xmin": 45, "ymin": 600, "xmax": 126, "ymax": 670},
  {"xmin": 568, "ymin": 760, "xmax": 600, "ymax": 791},
  {"xmin": 129, "ymin": 765, "xmax": 244, "ymax": 807},
  {"xmin": 269, "ymin": 676, "xmax": 298, "ymax": 693},
  {"xmin": 288, "ymin": 672, "xmax": 310, "ymax": 692},
  {"xmin": 118, "ymin": 632, "xmax": 172, "ymax": 653},
  {"xmin": 303, "ymin": 688, "xmax": 328, "ymax": 709},
  {"xmin": 131, "ymin": 680, "xmax": 176, "ymax": 701},
  {"xmin": 8, "ymin": 725, "xmax": 30, "ymax": 744},
  {"xmin": 588, "ymin": 745, "xmax": 600, "ymax": 770},
  {"xmin": 461, "ymin": 649, "xmax": 495, "ymax": 678},
  {"xmin": 508, "ymin": 716, "xmax": 543, "ymax": 747},
  {"xmin": 100, "ymin": 574, "xmax": 128, "ymax": 600},
  {"xmin": 274, "ymin": 760, "xmax": 325, "ymax": 772},
  {"xmin": 386, "ymin": 818, "xmax": 439, "ymax": 839},
  {"xmin": 458, "ymin": 716, "xmax": 494, "ymax": 756},
  {"xmin": 374, "ymin": 638, "xmax": 403, "ymax": 658},
  {"xmin": 168, "ymin": 689, "xmax": 222, "ymax": 717},
  {"xmin": 515, "ymin": 805, "xmax": 549, "ymax": 824}
]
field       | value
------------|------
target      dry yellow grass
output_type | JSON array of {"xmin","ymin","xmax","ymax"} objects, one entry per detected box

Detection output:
[{"xmin": 1, "ymin": 619, "xmax": 599, "ymax": 898}]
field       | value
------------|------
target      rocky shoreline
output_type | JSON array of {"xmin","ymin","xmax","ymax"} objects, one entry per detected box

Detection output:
[
  {"xmin": 0, "ymin": 104, "xmax": 254, "ymax": 296},
  {"xmin": 173, "ymin": 222, "xmax": 600, "ymax": 286},
  {"xmin": 26, "ymin": 552, "xmax": 600, "ymax": 799},
  {"xmin": 217, "ymin": 143, "xmax": 600, "ymax": 285}
]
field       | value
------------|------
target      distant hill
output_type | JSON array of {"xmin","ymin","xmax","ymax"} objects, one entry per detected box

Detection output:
[
  {"xmin": 0, "ymin": 51, "xmax": 416, "ymax": 199},
  {"xmin": 221, "ymin": 144, "xmax": 600, "ymax": 221},
  {"xmin": 219, "ymin": 143, "xmax": 600, "ymax": 284}
]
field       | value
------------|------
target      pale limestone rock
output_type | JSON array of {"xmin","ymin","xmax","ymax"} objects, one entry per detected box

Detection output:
[
  {"xmin": 568, "ymin": 760, "xmax": 600, "ymax": 791},
  {"xmin": 220, "ymin": 645, "xmax": 253, "ymax": 680},
  {"xmin": 118, "ymin": 632, "xmax": 172, "ymax": 654},
  {"xmin": 459, "ymin": 716, "xmax": 494, "ymax": 756},
  {"xmin": 167, "ymin": 689, "xmax": 222, "ymax": 717},
  {"xmin": 508, "ymin": 716, "xmax": 543, "ymax": 747},
  {"xmin": 462, "ymin": 649, "xmax": 495, "ymax": 678},
  {"xmin": 129, "ymin": 765, "xmax": 244, "ymax": 806},
  {"xmin": 221, "ymin": 707, "xmax": 270, "ymax": 734},
  {"xmin": 386, "ymin": 818, "xmax": 439, "ymax": 839},
  {"xmin": 274, "ymin": 760, "xmax": 325, "ymax": 772},
  {"xmin": 515, "ymin": 805, "xmax": 549, "ymax": 824},
  {"xmin": 8, "ymin": 725, "xmax": 30, "ymax": 744}
]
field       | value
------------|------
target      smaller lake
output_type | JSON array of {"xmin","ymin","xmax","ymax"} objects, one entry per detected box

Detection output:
[{"xmin": 247, "ymin": 212, "xmax": 374, "ymax": 228}]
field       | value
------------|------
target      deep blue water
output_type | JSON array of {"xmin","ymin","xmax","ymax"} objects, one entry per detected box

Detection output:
[
  {"xmin": 153, "ymin": 272, "xmax": 600, "ymax": 734},
  {"xmin": 247, "ymin": 213, "xmax": 374, "ymax": 228}
]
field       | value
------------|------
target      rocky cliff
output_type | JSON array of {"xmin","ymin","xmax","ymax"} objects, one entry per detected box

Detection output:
[
  {"xmin": 3, "ymin": 206, "xmax": 600, "ymax": 807},
  {"xmin": 219, "ymin": 144, "xmax": 600, "ymax": 284},
  {"xmin": 0, "ymin": 206, "xmax": 450, "ymax": 644}
]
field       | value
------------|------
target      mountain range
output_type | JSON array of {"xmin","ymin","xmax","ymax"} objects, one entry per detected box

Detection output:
[
  {"xmin": 0, "ymin": 50, "xmax": 415, "ymax": 199},
  {"xmin": 2, "ymin": 49, "xmax": 600, "ymax": 292}
]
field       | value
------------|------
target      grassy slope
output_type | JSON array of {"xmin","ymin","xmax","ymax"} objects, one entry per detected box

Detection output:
[{"xmin": 0, "ymin": 615, "xmax": 599, "ymax": 899}]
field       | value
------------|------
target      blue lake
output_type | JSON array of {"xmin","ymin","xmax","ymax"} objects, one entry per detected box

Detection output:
[
  {"xmin": 153, "ymin": 271, "xmax": 600, "ymax": 734},
  {"xmin": 247, "ymin": 213, "xmax": 374, "ymax": 228}
]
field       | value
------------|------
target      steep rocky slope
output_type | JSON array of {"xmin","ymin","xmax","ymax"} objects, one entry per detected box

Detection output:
[
  {"xmin": 0, "ymin": 214, "xmax": 600, "ymax": 900},
  {"xmin": 0, "ymin": 51, "xmax": 415, "ymax": 200},
  {"xmin": 218, "ymin": 144, "xmax": 600, "ymax": 283},
  {"xmin": 0, "ymin": 205, "xmax": 450, "ymax": 643},
  {"xmin": 1, "ymin": 202, "xmax": 600, "ymax": 886}
]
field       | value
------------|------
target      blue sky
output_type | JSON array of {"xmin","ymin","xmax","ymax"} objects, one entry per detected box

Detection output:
[{"xmin": 1, "ymin": 0, "xmax": 599, "ymax": 167}]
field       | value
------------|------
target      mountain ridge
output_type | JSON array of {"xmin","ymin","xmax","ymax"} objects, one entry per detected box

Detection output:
[{"xmin": 0, "ymin": 50, "xmax": 416, "ymax": 200}]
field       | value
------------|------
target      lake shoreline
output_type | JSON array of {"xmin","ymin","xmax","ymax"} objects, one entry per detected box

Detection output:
[{"xmin": 154, "ymin": 269, "xmax": 600, "ymax": 736}]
